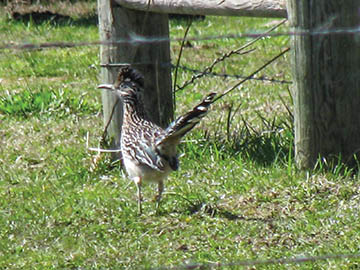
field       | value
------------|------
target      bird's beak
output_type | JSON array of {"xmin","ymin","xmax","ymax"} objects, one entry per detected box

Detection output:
[{"xmin": 98, "ymin": 84, "xmax": 114, "ymax": 91}]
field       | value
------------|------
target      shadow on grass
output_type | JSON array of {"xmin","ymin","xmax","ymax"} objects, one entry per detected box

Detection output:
[
  {"xmin": 10, "ymin": 10, "xmax": 98, "ymax": 26},
  {"xmin": 156, "ymin": 193, "xmax": 275, "ymax": 223},
  {"xmin": 186, "ymin": 201, "xmax": 274, "ymax": 223},
  {"xmin": 9, "ymin": 10, "xmax": 206, "ymax": 27},
  {"xmin": 182, "ymin": 124, "xmax": 294, "ymax": 168},
  {"xmin": 229, "ymin": 129, "xmax": 294, "ymax": 166}
]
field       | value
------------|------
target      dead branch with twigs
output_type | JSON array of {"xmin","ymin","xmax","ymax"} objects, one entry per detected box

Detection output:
[
  {"xmin": 173, "ymin": 64, "xmax": 292, "ymax": 85},
  {"xmin": 213, "ymin": 47, "xmax": 290, "ymax": 103},
  {"xmin": 172, "ymin": 18, "xmax": 193, "ymax": 112},
  {"xmin": 176, "ymin": 19, "xmax": 287, "ymax": 92}
]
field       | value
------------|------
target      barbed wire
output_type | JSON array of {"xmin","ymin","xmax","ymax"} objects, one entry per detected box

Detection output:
[
  {"xmin": 1, "ymin": 25, "xmax": 360, "ymax": 51},
  {"xmin": 150, "ymin": 252, "xmax": 360, "ymax": 270}
]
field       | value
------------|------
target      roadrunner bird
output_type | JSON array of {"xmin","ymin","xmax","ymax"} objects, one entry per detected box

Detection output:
[{"xmin": 99, "ymin": 67, "xmax": 216, "ymax": 214}]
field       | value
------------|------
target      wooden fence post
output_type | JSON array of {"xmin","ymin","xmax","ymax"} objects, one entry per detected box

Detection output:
[
  {"xmin": 287, "ymin": 0, "xmax": 360, "ymax": 168},
  {"xmin": 97, "ymin": 0, "xmax": 173, "ymax": 156}
]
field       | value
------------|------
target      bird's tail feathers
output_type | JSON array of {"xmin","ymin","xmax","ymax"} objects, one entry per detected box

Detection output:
[{"xmin": 156, "ymin": 92, "xmax": 216, "ymax": 146}]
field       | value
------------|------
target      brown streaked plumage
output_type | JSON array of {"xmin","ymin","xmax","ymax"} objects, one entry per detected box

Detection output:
[{"xmin": 99, "ymin": 67, "xmax": 216, "ymax": 214}]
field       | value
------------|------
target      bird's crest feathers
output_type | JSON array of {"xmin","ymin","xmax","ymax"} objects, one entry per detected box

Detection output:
[{"xmin": 114, "ymin": 66, "xmax": 144, "ymax": 88}]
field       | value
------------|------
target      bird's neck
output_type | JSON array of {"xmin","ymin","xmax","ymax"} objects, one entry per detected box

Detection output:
[{"xmin": 123, "ymin": 101, "xmax": 147, "ymax": 121}]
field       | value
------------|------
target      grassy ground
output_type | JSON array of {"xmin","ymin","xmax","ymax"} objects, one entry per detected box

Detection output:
[{"xmin": 1, "ymin": 3, "xmax": 360, "ymax": 269}]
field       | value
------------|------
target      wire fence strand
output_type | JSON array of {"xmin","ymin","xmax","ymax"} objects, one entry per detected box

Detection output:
[{"xmin": 1, "ymin": 25, "xmax": 360, "ymax": 51}]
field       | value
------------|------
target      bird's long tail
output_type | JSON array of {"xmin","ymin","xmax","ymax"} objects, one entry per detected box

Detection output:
[{"xmin": 156, "ymin": 92, "xmax": 216, "ymax": 147}]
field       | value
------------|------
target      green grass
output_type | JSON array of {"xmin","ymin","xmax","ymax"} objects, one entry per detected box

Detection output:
[{"xmin": 1, "ymin": 5, "xmax": 360, "ymax": 270}]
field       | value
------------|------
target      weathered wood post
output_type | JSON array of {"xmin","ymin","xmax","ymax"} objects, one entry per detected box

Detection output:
[
  {"xmin": 113, "ymin": 0, "xmax": 287, "ymax": 18},
  {"xmin": 287, "ymin": 1, "xmax": 360, "ymax": 168},
  {"xmin": 97, "ymin": 0, "xmax": 173, "ymax": 156}
]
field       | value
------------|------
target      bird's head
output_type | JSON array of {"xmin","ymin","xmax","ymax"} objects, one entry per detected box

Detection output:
[{"xmin": 98, "ymin": 67, "xmax": 144, "ymax": 104}]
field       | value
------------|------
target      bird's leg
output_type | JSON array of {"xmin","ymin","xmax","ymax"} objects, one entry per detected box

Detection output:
[
  {"xmin": 134, "ymin": 177, "xmax": 142, "ymax": 214},
  {"xmin": 155, "ymin": 181, "xmax": 164, "ymax": 211}
]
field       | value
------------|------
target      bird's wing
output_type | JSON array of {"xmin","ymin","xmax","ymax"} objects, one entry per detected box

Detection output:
[{"xmin": 123, "ymin": 123, "xmax": 166, "ymax": 172}]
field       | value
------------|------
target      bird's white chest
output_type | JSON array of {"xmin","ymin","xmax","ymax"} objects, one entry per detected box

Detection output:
[{"xmin": 123, "ymin": 156, "xmax": 172, "ymax": 183}]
